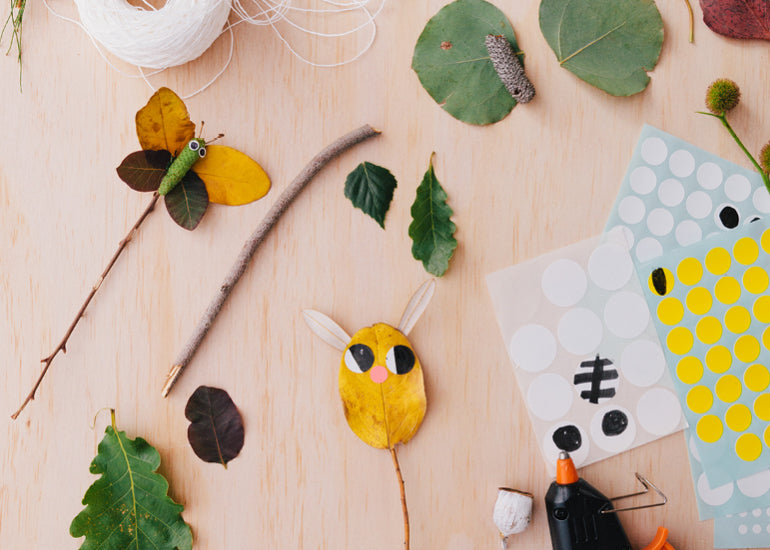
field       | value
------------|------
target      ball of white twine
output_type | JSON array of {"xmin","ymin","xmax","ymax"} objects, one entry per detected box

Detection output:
[{"xmin": 72, "ymin": 0, "xmax": 233, "ymax": 69}]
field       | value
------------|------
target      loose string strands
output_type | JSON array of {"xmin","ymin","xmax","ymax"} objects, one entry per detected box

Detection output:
[
  {"xmin": 161, "ymin": 124, "xmax": 381, "ymax": 397},
  {"xmin": 43, "ymin": 0, "xmax": 385, "ymax": 96},
  {"xmin": 12, "ymin": 194, "xmax": 161, "ymax": 420},
  {"xmin": 390, "ymin": 446, "xmax": 410, "ymax": 550}
]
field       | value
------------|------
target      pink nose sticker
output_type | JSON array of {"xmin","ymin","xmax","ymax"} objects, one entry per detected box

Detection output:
[{"xmin": 369, "ymin": 365, "xmax": 388, "ymax": 384}]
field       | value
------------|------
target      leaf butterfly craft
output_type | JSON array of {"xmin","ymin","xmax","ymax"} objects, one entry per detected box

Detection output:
[
  {"xmin": 117, "ymin": 87, "xmax": 271, "ymax": 230},
  {"xmin": 302, "ymin": 280, "xmax": 435, "ymax": 550}
]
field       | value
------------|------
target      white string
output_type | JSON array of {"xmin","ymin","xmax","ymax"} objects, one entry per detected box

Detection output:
[{"xmin": 43, "ymin": 0, "xmax": 386, "ymax": 96}]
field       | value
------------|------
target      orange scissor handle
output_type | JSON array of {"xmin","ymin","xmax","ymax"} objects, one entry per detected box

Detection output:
[{"xmin": 641, "ymin": 527, "xmax": 675, "ymax": 550}]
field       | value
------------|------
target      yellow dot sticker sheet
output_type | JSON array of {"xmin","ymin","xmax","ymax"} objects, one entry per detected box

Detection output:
[{"xmin": 641, "ymin": 220, "xmax": 770, "ymax": 486}]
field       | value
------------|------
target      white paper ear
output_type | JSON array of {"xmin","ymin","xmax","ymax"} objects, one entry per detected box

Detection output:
[
  {"xmin": 398, "ymin": 279, "xmax": 436, "ymax": 336},
  {"xmin": 302, "ymin": 310, "xmax": 351, "ymax": 351}
]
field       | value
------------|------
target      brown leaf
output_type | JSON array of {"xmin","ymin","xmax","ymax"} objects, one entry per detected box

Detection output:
[
  {"xmin": 135, "ymin": 87, "xmax": 196, "ymax": 156},
  {"xmin": 700, "ymin": 0, "xmax": 770, "ymax": 40},
  {"xmin": 116, "ymin": 150, "xmax": 172, "ymax": 192},
  {"xmin": 185, "ymin": 386, "xmax": 245, "ymax": 467}
]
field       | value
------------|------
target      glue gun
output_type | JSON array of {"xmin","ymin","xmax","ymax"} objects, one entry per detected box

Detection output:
[{"xmin": 545, "ymin": 451, "xmax": 674, "ymax": 550}]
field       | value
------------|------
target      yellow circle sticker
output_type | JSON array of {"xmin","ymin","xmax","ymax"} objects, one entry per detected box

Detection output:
[
  {"xmin": 657, "ymin": 297, "xmax": 684, "ymax": 326},
  {"xmin": 725, "ymin": 403, "xmax": 752, "ymax": 432},
  {"xmin": 761, "ymin": 228, "xmax": 770, "ymax": 254},
  {"xmin": 677, "ymin": 356, "xmax": 704, "ymax": 385},
  {"xmin": 743, "ymin": 266, "xmax": 769, "ymax": 294},
  {"xmin": 677, "ymin": 257, "xmax": 703, "ymax": 286},
  {"xmin": 733, "ymin": 237, "xmax": 759, "ymax": 265},
  {"xmin": 754, "ymin": 393, "xmax": 770, "ymax": 421},
  {"xmin": 696, "ymin": 316, "xmax": 722, "ymax": 344},
  {"xmin": 753, "ymin": 296, "xmax": 770, "ymax": 323},
  {"xmin": 705, "ymin": 345, "xmax": 732, "ymax": 373},
  {"xmin": 705, "ymin": 247, "xmax": 731, "ymax": 275},
  {"xmin": 735, "ymin": 335, "xmax": 761, "ymax": 363},
  {"xmin": 744, "ymin": 364, "xmax": 770, "ymax": 392},
  {"xmin": 697, "ymin": 415, "xmax": 723, "ymax": 443},
  {"xmin": 649, "ymin": 267, "xmax": 675, "ymax": 296},
  {"xmin": 735, "ymin": 433, "xmax": 763, "ymax": 461},
  {"xmin": 686, "ymin": 287, "xmax": 712, "ymax": 315},
  {"xmin": 715, "ymin": 374, "xmax": 742, "ymax": 403},
  {"xmin": 724, "ymin": 305, "xmax": 751, "ymax": 334},
  {"xmin": 715, "ymin": 276, "xmax": 741, "ymax": 305},
  {"xmin": 687, "ymin": 385, "xmax": 714, "ymax": 413},
  {"xmin": 667, "ymin": 327, "xmax": 694, "ymax": 355}
]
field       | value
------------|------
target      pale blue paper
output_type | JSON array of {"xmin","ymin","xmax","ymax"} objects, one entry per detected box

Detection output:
[
  {"xmin": 639, "ymin": 220, "xmax": 770, "ymax": 486},
  {"xmin": 606, "ymin": 125, "xmax": 767, "ymax": 266},
  {"xmin": 715, "ymin": 512, "xmax": 770, "ymax": 549},
  {"xmin": 685, "ymin": 429, "xmax": 770, "ymax": 520}
]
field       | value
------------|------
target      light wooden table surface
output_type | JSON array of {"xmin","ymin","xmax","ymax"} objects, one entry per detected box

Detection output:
[{"xmin": 1, "ymin": 1, "xmax": 768, "ymax": 549}]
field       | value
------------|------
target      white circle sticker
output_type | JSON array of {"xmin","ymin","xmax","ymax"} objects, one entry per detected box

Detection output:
[
  {"xmin": 541, "ymin": 259, "xmax": 588, "ymax": 307},
  {"xmin": 641, "ymin": 138, "xmax": 668, "ymax": 166},
  {"xmin": 558, "ymin": 308, "xmax": 603, "ymax": 356},
  {"xmin": 527, "ymin": 373, "xmax": 573, "ymax": 421},
  {"xmin": 510, "ymin": 325, "xmax": 557, "ymax": 373},
  {"xmin": 619, "ymin": 340, "xmax": 665, "ymax": 387},
  {"xmin": 604, "ymin": 292, "xmax": 650, "ymax": 339},
  {"xmin": 636, "ymin": 388, "xmax": 681, "ymax": 435}
]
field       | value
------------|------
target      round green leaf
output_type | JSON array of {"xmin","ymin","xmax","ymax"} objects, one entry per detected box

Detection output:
[
  {"xmin": 411, "ymin": 0, "xmax": 523, "ymax": 126},
  {"xmin": 539, "ymin": 0, "xmax": 664, "ymax": 96}
]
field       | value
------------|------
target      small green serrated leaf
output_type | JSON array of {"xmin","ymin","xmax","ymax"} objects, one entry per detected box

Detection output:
[
  {"xmin": 409, "ymin": 155, "xmax": 457, "ymax": 277},
  {"xmin": 70, "ymin": 414, "xmax": 193, "ymax": 550},
  {"xmin": 344, "ymin": 162, "xmax": 398, "ymax": 228},
  {"xmin": 164, "ymin": 170, "xmax": 209, "ymax": 231},
  {"xmin": 539, "ymin": 0, "xmax": 663, "ymax": 96}
]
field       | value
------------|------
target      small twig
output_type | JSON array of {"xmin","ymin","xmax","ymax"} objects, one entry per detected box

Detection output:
[
  {"xmin": 161, "ymin": 124, "xmax": 381, "ymax": 396},
  {"xmin": 12, "ymin": 193, "xmax": 160, "ymax": 419},
  {"xmin": 2, "ymin": 0, "xmax": 27, "ymax": 89},
  {"xmin": 683, "ymin": 0, "xmax": 694, "ymax": 43},
  {"xmin": 390, "ymin": 446, "xmax": 410, "ymax": 550}
]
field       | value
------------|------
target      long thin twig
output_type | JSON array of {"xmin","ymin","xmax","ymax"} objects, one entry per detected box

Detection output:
[
  {"xmin": 683, "ymin": 0, "xmax": 694, "ymax": 43},
  {"xmin": 161, "ymin": 124, "xmax": 381, "ymax": 396},
  {"xmin": 390, "ymin": 446, "xmax": 410, "ymax": 550},
  {"xmin": 12, "ymin": 193, "xmax": 160, "ymax": 419}
]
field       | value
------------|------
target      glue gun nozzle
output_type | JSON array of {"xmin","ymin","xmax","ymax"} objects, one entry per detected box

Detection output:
[{"xmin": 556, "ymin": 450, "xmax": 579, "ymax": 485}]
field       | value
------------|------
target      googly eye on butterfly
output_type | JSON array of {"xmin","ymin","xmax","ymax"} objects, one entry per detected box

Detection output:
[
  {"xmin": 302, "ymin": 279, "xmax": 435, "ymax": 550},
  {"xmin": 117, "ymin": 87, "xmax": 271, "ymax": 230}
]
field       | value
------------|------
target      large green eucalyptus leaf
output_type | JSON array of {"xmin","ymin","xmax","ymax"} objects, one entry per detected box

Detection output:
[
  {"xmin": 409, "ymin": 155, "xmax": 457, "ymax": 277},
  {"xmin": 411, "ymin": 0, "xmax": 523, "ymax": 125},
  {"xmin": 539, "ymin": 0, "xmax": 663, "ymax": 96},
  {"xmin": 70, "ymin": 415, "xmax": 193, "ymax": 550},
  {"xmin": 344, "ymin": 162, "xmax": 397, "ymax": 228}
]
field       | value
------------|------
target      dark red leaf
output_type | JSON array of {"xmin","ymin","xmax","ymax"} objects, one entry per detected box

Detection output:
[
  {"xmin": 700, "ymin": 0, "xmax": 770, "ymax": 40},
  {"xmin": 185, "ymin": 386, "xmax": 244, "ymax": 467},
  {"xmin": 164, "ymin": 170, "xmax": 209, "ymax": 230},
  {"xmin": 116, "ymin": 150, "xmax": 172, "ymax": 192}
]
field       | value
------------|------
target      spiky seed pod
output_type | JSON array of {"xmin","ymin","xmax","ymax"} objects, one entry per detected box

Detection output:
[
  {"xmin": 705, "ymin": 79, "xmax": 741, "ymax": 115},
  {"xmin": 760, "ymin": 142, "xmax": 770, "ymax": 174},
  {"xmin": 485, "ymin": 34, "xmax": 535, "ymax": 104}
]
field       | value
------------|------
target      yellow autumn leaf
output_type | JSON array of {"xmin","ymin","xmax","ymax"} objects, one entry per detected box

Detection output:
[
  {"xmin": 135, "ymin": 87, "xmax": 196, "ymax": 156},
  {"xmin": 193, "ymin": 145, "xmax": 271, "ymax": 206},
  {"xmin": 338, "ymin": 323, "xmax": 426, "ymax": 449}
]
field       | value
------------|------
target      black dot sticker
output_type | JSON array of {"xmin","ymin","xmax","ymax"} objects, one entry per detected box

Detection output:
[
  {"xmin": 601, "ymin": 410, "xmax": 628, "ymax": 436},
  {"xmin": 651, "ymin": 268, "xmax": 668, "ymax": 296},
  {"xmin": 552, "ymin": 425, "xmax": 582, "ymax": 452},
  {"xmin": 717, "ymin": 205, "xmax": 740, "ymax": 229}
]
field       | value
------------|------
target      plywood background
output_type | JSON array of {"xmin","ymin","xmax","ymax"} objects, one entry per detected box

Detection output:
[{"xmin": 1, "ymin": 1, "xmax": 768, "ymax": 549}]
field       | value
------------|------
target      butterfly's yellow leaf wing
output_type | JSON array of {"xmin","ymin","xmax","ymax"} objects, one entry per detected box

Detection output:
[
  {"xmin": 193, "ymin": 145, "xmax": 271, "ymax": 206},
  {"xmin": 136, "ymin": 87, "xmax": 196, "ymax": 156},
  {"xmin": 338, "ymin": 323, "xmax": 426, "ymax": 449}
]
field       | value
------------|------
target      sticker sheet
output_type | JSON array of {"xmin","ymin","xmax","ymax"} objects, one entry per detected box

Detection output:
[
  {"xmin": 640, "ymin": 220, "xmax": 770, "ymax": 485},
  {"xmin": 715, "ymin": 511, "xmax": 770, "ymax": 549},
  {"xmin": 685, "ymin": 429, "xmax": 770, "ymax": 520},
  {"xmin": 487, "ymin": 229, "xmax": 685, "ymax": 470},
  {"xmin": 605, "ymin": 125, "xmax": 768, "ymax": 265}
]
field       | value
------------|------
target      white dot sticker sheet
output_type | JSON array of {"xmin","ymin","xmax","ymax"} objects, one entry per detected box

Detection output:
[
  {"xmin": 605, "ymin": 125, "xmax": 767, "ymax": 265},
  {"xmin": 486, "ymin": 229, "xmax": 685, "ymax": 470}
]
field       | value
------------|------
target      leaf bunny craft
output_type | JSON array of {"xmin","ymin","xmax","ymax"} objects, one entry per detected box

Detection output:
[{"xmin": 303, "ymin": 280, "xmax": 436, "ymax": 550}]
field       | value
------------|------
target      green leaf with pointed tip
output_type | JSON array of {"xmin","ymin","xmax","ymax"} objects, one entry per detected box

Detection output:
[
  {"xmin": 70, "ymin": 420, "xmax": 193, "ymax": 550},
  {"xmin": 343, "ymin": 162, "xmax": 398, "ymax": 228},
  {"xmin": 409, "ymin": 156, "xmax": 457, "ymax": 276},
  {"xmin": 411, "ymin": 0, "xmax": 523, "ymax": 125},
  {"xmin": 164, "ymin": 170, "xmax": 209, "ymax": 231},
  {"xmin": 539, "ymin": 0, "xmax": 663, "ymax": 96}
]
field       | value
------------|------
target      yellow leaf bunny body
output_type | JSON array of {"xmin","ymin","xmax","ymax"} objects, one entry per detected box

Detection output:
[
  {"xmin": 340, "ymin": 322, "xmax": 426, "ymax": 449},
  {"xmin": 303, "ymin": 280, "xmax": 435, "ymax": 549}
]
